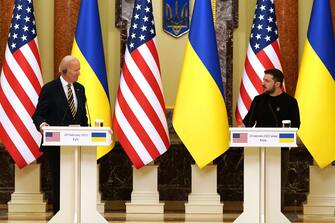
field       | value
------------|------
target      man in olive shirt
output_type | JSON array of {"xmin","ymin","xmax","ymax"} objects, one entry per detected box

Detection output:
[{"xmin": 243, "ymin": 68, "xmax": 300, "ymax": 128}]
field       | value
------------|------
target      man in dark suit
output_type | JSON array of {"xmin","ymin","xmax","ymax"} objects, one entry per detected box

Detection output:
[{"xmin": 32, "ymin": 55, "xmax": 88, "ymax": 214}]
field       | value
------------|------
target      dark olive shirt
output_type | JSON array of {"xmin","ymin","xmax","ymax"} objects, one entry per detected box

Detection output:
[{"xmin": 243, "ymin": 93, "xmax": 300, "ymax": 128}]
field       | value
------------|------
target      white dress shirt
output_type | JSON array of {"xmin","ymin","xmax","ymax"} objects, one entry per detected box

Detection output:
[{"xmin": 60, "ymin": 75, "xmax": 78, "ymax": 110}]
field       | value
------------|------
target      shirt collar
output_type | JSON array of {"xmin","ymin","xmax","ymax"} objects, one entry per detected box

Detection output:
[{"xmin": 60, "ymin": 75, "xmax": 71, "ymax": 87}]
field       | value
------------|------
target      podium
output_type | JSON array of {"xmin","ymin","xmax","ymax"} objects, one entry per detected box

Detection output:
[
  {"xmin": 230, "ymin": 128, "xmax": 298, "ymax": 223},
  {"xmin": 42, "ymin": 126, "xmax": 112, "ymax": 223}
]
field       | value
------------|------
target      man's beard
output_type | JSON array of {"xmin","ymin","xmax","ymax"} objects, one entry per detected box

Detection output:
[{"xmin": 263, "ymin": 85, "xmax": 275, "ymax": 94}]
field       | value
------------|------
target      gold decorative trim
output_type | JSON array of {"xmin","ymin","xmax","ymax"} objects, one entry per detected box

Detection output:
[{"xmin": 212, "ymin": 0, "xmax": 216, "ymax": 23}]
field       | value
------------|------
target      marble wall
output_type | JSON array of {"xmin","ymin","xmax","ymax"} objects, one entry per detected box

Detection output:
[
  {"xmin": 0, "ymin": 145, "xmax": 14, "ymax": 204},
  {"xmin": 275, "ymin": 0, "xmax": 299, "ymax": 96},
  {"xmin": 0, "ymin": 0, "xmax": 14, "ymax": 70},
  {"xmin": 215, "ymin": 0, "xmax": 238, "ymax": 124},
  {"xmin": 54, "ymin": 0, "xmax": 80, "ymax": 77}
]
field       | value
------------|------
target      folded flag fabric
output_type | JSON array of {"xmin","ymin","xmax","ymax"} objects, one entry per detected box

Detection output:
[
  {"xmin": 295, "ymin": 0, "xmax": 335, "ymax": 168},
  {"xmin": 172, "ymin": 0, "xmax": 230, "ymax": 168}
]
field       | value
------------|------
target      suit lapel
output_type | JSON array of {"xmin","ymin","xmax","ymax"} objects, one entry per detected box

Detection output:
[
  {"xmin": 56, "ymin": 78, "xmax": 68, "ymax": 106},
  {"xmin": 73, "ymin": 83, "xmax": 82, "ymax": 121}
]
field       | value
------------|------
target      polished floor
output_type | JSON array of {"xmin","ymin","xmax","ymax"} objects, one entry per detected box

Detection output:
[{"xmin": 0, "ymin": 211, "xmax": 335, "ymax": 223}]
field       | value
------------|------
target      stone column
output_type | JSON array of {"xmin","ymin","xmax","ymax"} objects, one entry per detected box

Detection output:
[
  {"xmin": 331, "ymin": 0, "xmax": 335, "ymax": 31},
  {"xmin": 275, "ymin": 0, "xmax": 299, "ymax": 95},
  {"xmin": 0, "ymin": 0, "xmax": 14, "ymax": 68},
  {"xmin": 215, "ymin": 0, "xmax": 239, "ymax": 125},
  {"xmin": 54, "ymin": 0, "xmax": 80, "ymax": 77}
]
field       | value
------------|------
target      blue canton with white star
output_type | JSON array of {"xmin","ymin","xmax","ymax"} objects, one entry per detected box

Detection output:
[
  {"xmin": 250, "ymin": 0, "xmax": 278, "ymax": 54},
  {"xmin": 8, "ymin": 0, "xmax": 37, "ymax": 53},
  {"xmin": 127, "ymin": 0, "xmax": 156, "ymax": 53}
]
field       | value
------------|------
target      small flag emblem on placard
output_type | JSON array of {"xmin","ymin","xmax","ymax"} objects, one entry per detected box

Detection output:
[
  {"xmin": 91, "ymin": 132, "xmax": 107, "ymax": 142},
  {"xmin": 45, "ymin": 132, "xmax": 60, "ymax": 142},
  {"xmin": 232, "ymin": 133, "xmax": 248, "ymax": 143}
]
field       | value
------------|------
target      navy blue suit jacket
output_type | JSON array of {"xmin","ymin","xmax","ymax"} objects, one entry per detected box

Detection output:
[{"xmin": 32, "ymin": 78, "xmax": 88, "ymax": 150}]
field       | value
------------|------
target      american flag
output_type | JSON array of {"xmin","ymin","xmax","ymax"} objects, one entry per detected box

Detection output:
[
  {"xmin": 45, "ymin": 132, "xmax": 60, "ymax": 142},
  {"xmin": 236, "ymin": 0, "xmax": 282, "ymax": 124},
  {"xmin": 232, "ymin": 133, "xmax": 248, "ymax": 143},
  {"xmin": 113, "ymin": 0, "xmax": 170, "ymax": 168},
  {"xmin": 0, "ymin": 0, "xmax": 43, "ymax": 168}
]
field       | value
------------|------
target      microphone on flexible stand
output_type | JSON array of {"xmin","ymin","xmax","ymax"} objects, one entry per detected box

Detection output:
[
  {"xmin": 85, "ymin": 101, "xmax": 92, "ymax": 127},
  {"xmin": 75, "ymin": 85, "xmax": 91, "ymax": 127},
  {"xmin": 60, "ymin": 104, "xmax": 69, "ymax": 126},
  {"xmin": 248, "ymin": 101, "xmax": 257, "ymax": 127}
]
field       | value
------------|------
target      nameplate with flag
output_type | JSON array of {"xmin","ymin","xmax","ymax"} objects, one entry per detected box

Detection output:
[
  {"xmin": 42, "ymin": 126, "xmax": 112, "ymax": 146},
  {"xmin": 229, "ymin": 127, "xmax": 298, "ymax": 147}
]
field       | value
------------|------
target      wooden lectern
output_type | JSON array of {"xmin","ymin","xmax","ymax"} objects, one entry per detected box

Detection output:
[
  {"xmin": 42, "ymin": 126, "xmax": 112, "ymax": 223},
  {"xmin": 230, "ymin": 127, "xmax": 298, "ymax": 223}
]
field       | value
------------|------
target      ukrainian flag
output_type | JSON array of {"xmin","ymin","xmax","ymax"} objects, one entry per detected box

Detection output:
[
  {"xmin": 295, "ymin": 0, "xmax": 335, "ymax": 168},
  {"xmin": 172, "ymin": 0, "xmax": 230, "ymax": 168},
  {"xmin": 279, "ymin": 133, "xmax": 294, "ymax": 143},
  {"xmin": 91, "ymin": 132, "xmax": 107, "ymax": 143},
  {"xmin": 72, "ymin": 0, "xmax": 113, "ymax": 159}
]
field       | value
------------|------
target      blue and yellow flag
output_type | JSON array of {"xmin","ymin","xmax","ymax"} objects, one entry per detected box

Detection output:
[
  {"xmin": 295, "ymin": 0, "xmax": 335, "ymax": 168},
  {"xmin": 172, "ymin": 0, "xmax": 230, "ymax": 168},
  {"xmin": 72, "ymin": 0, "xmax": 113, "ymax": 158}
]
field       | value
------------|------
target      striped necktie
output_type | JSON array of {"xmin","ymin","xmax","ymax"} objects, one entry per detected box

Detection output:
[{"xmin": 67, "ymin": 84, "xmax": 76, "ymax": 118}]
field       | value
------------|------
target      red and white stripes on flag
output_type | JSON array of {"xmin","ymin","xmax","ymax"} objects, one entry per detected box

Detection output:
[
  {"xmin": 235, "ymin": 0, "xmax": 283, "ymax": 124},
  {"xmin": 0, "ymin": 0, "xmax": 43, "ymax": 168},
  {"xmin": 113, "ymin": 0, "xmax": 170, "ymax": 169}
]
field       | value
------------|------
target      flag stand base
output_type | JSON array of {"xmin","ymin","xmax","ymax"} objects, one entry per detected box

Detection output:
[
  {"xmin": 126, "ymin": 165, "xmax": 164, "ymax": 220},
  {"xmin": 185, "ymin": 164, "xmax": 223, "ymax": 216},
  {"xmin": 304, "ymin": 165, "xmax": 335, "ymax": 215},
  {"xmin": 8, "ymin": 163, "xmax": 46, "ymax": 213}
]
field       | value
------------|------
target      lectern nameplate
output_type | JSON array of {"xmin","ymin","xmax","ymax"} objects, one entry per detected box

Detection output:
[
  {"xmin": 230, "ymin": 127, "xmax": 298, "ymax": 147},
  {"xmin": 42, "ymin": 126, "xmax": 112, "ymax": 146}
]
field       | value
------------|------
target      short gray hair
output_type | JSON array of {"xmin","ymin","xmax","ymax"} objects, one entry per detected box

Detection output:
[{"xmin": 58, "ymin": 55, "xmax": 79, "ymax": 74}]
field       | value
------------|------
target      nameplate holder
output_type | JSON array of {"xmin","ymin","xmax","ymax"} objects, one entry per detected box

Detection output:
[{"xmin": 229, "ymin": 127, "xmax": 298, "ymax": 147}]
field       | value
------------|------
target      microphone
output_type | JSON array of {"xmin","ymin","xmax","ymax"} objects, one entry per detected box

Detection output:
[
  {"xmin": 85, "ymin": 101, "xmax": 92, "ymax": 127},
  {"xmin": 268, "ymin": 103, "xmax": 279, "ymax": 127},
  {"xmin": 60, "ymin": 103, "xmax": 69, "ymax": 126},
  {"xmin": 248, "ymin": 101, "xmax": 257, "ymax": 127}
]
